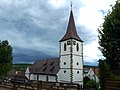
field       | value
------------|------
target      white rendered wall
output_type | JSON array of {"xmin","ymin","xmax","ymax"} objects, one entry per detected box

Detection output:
[
  {"xmin": 38, "ymin": 75, "xmax": 46, "ymax": 81},
  {"xmin": 29, "ymin": 74, "xmax": 36, "ymax": 80},
  {"xmin": 73, "ymin": 70, "xmax": 83, "ymax": 84},
  {"xmin": 57, "ymin": 69, "xmax": 71, "ymax": 82},
  {"xmin": 60, "ymin": 56, "xmax": 83, "ymax": 69},
  {"xmin": 72, "ymin": 40, "xmax": 83, "ymax": 55},
  {"xmin": 25, "ymin": 67, "xmax": 30, "ymax": 79},
  {"xmin": 73, "ymin": 56, "xmax": 83, "ymax": 69},
  {"xmin": 38, "ymin": 75, "xmax": 56, "ymax": 82},
  {"xmin": 25, "ymin": 67, "xmax": 56, "ymax": 82},
  {"xmin": 87, "ymin": 69, "xmax": 99, "ymax": 82},
  {"xmin": 48, "ymin": 76, "xmax": 56, "ymax": 82},
  {"xmin": 60, "ymin": 41, "xmax": 71, "ymax": 55},
  {"xmin": 60, "ymin": 56, "xmax": 71, "ymax": 68},
  {"xmin": 58, "ymin": 39, "xmax": 83, "ymax": 84},
  {"xmin": 60, "ymin": 40, "xmax": 82, "ymax": 55},
  {"xmin": 27, "ymin": 74, "xmax": 57, "ymax": 82}
]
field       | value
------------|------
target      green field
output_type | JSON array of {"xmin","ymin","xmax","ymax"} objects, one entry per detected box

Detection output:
[{"xmin": 12, "ymin": 64, "xmax": 31, "ymax": 71}]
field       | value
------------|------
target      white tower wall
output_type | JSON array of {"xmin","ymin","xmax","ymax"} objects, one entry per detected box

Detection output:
[{"xmin": 57, "ymin": 39, "xmax": 83, "ymax": 85}]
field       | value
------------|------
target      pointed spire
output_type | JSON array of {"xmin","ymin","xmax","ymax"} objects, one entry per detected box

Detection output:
[{"xmin": 60, "ymin": 10, "xmax": 83, "ymax": 42}]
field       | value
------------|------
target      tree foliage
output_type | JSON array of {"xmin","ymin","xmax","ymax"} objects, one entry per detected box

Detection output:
[
  {"xmin": 98, "ymin": 59, "xmax": 112, "ymax": 90},
  {"xmin": 98, "ymin": 1, "xmax": 120, "ymax": 72},
  {"xmin": 0, "ymin": 40, "xmax": 13, "ymax": 75},
  {"xmin": 83, "ymin": 76, "xmax": 90, "ymax": 85},
  {"xmin": 86, "ymin": 80, "xmax": 99, "ymax": 90}
]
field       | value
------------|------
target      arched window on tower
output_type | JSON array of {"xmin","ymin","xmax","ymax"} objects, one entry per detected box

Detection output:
[
  {"xmin": 64, "ymin": 43, "xmax": 66, "ymax": 51},
  {"xmin": 77, "ymin": 43, "xmax": 79, "ymax": 51}
]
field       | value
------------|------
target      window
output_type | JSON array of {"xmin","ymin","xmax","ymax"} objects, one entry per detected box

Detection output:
[
  {"xmin": 43, "ymin": 66, "xmax": 47, "ymax": 71},
  {"xmin": 77, "ymin": 62, "xmax": 79, "ymax": 65},
  {"xmin": 50, "ymin": 61, "xmax": 54, "ymax": 65},
  {"xmin": 77, "ymin": 43, "xmax": 79, "ymax": 51},
  {"xmin": 64, "ymin": 62, "xmax": 66, "ymax": 65},
  {"xmin": 77, "ymin": 71, "xmax": 79, "ymax": 74},
  {"xmin": 50, "ymin": 66, "xmax": 55, "ymax": 72},
  {"xmin": 64, "ymin": 43, "xmax": 66, "ymax": 51},
  {"xmin": 64, "ymin": 70, "xmax": 66, "ymax": 73}
]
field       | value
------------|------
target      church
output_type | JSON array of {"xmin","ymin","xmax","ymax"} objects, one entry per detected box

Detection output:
[{"xmin": 25, "ymin": 9, "xmax": 83, "ymax": 85}]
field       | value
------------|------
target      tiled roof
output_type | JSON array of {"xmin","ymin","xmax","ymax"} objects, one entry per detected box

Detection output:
[
  {"xmin": 60, "ymin": 10, "xmax": 83, "ymax": 42},
  {"xmin": 29, "ymin": 58, "xmax": 60, "ymax": 75},
  {"xmin": 16, "ymin": 71, "xmax": 25, "ymax": 76},
  {"xmin": 92, "ymin": 68, "xmax": 99, "ymax": 77}
]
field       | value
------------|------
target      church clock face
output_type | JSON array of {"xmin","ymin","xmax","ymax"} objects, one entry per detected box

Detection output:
[
  {"xmin": 73, "ymin": 41, "xmax": 76, "ymax": 45},
  {"xmin": 67, "ymin": 41, "xmax": 70, "ymax": 45}
]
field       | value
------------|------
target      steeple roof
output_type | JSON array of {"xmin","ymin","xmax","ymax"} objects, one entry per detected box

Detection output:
[{"xmin": 60, "ymin": 10, "xmax": 83, "ymax": 42}]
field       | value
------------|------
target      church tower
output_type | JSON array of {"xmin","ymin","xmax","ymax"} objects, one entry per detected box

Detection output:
[{"xmin": 57, "ymin": 9, "xmax": 83, "ymax": 85}]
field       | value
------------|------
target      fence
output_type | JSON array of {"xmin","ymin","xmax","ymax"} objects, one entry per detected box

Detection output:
[
  {"xmin": 105, "ymin": 78, "xmax": 120, "ymax": 90},
  {"xmin": 36, "ymin": 81, "xmax": 95, "ymax": 90},
  {"xmin": 0, "ymin": 75, "xmax": 95, "ymax": 90}
]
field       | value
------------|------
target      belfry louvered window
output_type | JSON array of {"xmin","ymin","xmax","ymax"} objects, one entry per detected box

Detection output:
[
  {"xmin": 64, "ymin": 43, "xmax": 66, "ymax": 51},
  {"xmin": 77, "ymin": 43, "xmax": 79, "ymax": 51}
]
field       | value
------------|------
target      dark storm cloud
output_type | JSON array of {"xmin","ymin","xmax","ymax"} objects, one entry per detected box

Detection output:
[{"xmin": 0, "ymin": 0, "xmax": 96, "ymax": 64}]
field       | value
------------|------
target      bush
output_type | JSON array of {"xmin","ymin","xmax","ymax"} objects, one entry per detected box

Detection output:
[
  {"xmin": 86, "ymin": 80, "xmax": 99, "ymax": 90},
  {"xmin": 83, "ymin": 76, "xmax": 90, "ymax": 85}
]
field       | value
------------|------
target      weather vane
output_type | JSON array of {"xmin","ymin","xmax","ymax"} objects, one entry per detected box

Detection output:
[{"xmin": 71, "ymin": 1, "xmax": 72, "ymax": 10}]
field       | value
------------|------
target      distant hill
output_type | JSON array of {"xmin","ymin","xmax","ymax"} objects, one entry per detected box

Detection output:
[
  {"xmin": 84, "ymin": 65, "xmax": 98, "ymax": 68},
  {"xmin": 12, "ymin": 63, "xmax": 98, "ymax": 71}
]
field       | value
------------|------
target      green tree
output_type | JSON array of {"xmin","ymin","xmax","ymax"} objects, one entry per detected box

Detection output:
[
  {"xmin": 98, "ymin": 59, "xmax": 112, "ymax": 90},
  {"xmin": 86, "ymin": 80, "xmax": 99, "ymax": 90},
  {"xmin": 83, "ymin": 76, "xmax": 90, "ymax": 85},
  {"xmin": 98, "ymin": 1, "xmax": 120, "ymax": 74},
  {"xmin": 0, "ymin": 40, "xmax": 13, "ymax": 75}
]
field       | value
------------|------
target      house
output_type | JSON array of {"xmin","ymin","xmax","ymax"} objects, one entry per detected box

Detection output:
[
  {"xmin": 87, "ymin": 68, "xmax": 99, "ymax": 82},
  {"xmin": 25, "ymin": 8, "xmax": 84, "ymax": 85},
  {"xmin": 83, "ymin": 67, "xmax": 90, "ymax": 77}
]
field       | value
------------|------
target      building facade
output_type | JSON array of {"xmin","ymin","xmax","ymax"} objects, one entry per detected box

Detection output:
[{"xmin": 87, "ymin": 68, "xmax": 99, "ymax": 83}]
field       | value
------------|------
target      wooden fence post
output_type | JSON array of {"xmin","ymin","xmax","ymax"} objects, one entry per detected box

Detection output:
[
  {"xmin": 40, "ymin": 81, "xmax": 42, "ymax": 90},
  {"xmin": 37, "ymin": 81, "xmax": 42, "ymax": 90},
  {"xmin": 37, "ymin": 81, "xmax": 39, "ymax": 90},
  {"xmin": 77, "ymin": 84, "xmax": 80, "ymax": 90},
  {"xmin": 13, "ymin": 84, "xmax": 17, "ymax": 90}
]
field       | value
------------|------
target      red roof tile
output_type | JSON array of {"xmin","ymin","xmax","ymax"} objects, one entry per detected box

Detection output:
[{"xmin": 92, "ymin": 68, "xmax": 99, "ymax": 77}]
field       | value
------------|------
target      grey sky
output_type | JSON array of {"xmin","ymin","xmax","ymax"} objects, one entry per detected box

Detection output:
[{"xmin": 0, "ymin": 0, "xmax": 116, "ymax": 65}]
